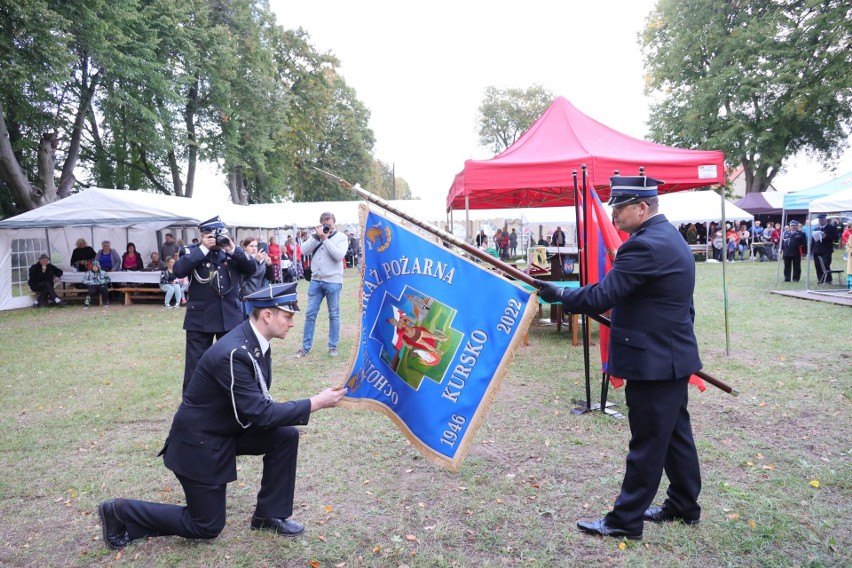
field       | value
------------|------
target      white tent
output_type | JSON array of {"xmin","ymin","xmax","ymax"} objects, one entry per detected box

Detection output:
[
  {"xmin": 655, "ymin": 191, "xmax": 753, "ymax": 225},
  {"xmin": 809, "ymin": 186, "xmax": 852, "ymax": 214},
  {"xmin": 597, "ymin": 191, "xmax": 752, "ymax": 225},
  {"xmin": 0, "ymin": 188, "xmax": 447, "ymax": 310},
  {"xmin": 0, "ymin": 189, "xmax": 256, "ymax": 310},
  {"xmin": 252, "ymin": 198, "xmax": 450, "ymax": 232}
]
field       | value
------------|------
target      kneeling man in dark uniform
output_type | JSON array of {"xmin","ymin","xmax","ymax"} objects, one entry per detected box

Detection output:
[
  {"xmin": 98, "ymin": 283, "xmax": 347, "ymax": 549},
  {"xmin": 537, "ymin": 175, "xmax": 703, "ymax": 541}
]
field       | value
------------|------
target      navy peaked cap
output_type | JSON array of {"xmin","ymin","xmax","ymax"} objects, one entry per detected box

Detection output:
[
  {"xmin": 198, "ymin": 215, "xmax": 226, "ymax": 232},
  {"xmin": 244, "ymin": 282, "xmax": 300, "ymax": 313},
  {"xmin": 608, "ymin": 175, "xmax": 665, "ymax": 206}
]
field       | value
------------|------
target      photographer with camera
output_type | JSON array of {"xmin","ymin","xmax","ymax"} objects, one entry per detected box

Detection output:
[
  {"xmin": 174, "ymin": 216, "xmax": 256, "ymax": 392},
  {"xmin": 295, "ymin": 212, "xmax": 349, "ymax": 358}
]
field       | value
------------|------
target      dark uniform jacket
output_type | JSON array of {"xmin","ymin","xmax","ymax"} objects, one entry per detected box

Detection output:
[
  {"xmin": 810, "ymin": 222, "xmax": 838, "ymax": 256},
  {"xmin": 781, "ymin": 229, "xmax": 807, "ymax": 257},
  {"xmin": 174, "ymin": 244, "xmax": 255, "ymax": 333},
  {"xmin": 161, "ymin": 320, "xmax": 312, "ymax": 484},
  {"xmin": 560, "ymin": 214, "xmax": 702, "ymax": 381}
]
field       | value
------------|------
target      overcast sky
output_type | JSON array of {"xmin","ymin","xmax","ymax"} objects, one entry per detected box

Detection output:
[{"xmin": 197, "ymin": 0, "xmax": 852, "ymax": 204}]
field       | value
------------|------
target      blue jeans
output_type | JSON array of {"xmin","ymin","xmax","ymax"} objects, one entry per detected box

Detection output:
[
  {"xmin": 301, "ymin": 279, "xmax": 342, "ymax": 352},
  {"xmin": 160, "ymin": 283, "xmax": 183, "ymax": 305}
]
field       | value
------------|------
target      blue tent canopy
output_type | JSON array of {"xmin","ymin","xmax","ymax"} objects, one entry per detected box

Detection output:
[{"xmin": 782, "ymin": 170, "xmax": 852, "ymax": 210}]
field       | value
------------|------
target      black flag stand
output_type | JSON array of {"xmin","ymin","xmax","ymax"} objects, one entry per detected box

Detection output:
[
  {"xmin": 571, "ymin": 168, "xmax": 593, "ymax": 414},
  {"xmin": 570, "ymin": 165, "xmax": 622, "ymax": 418}
]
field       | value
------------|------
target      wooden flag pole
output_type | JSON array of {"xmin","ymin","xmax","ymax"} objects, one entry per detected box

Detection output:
[{"xmin": 314, "ymin": 168, "xmax": 738, "ymax": 397}]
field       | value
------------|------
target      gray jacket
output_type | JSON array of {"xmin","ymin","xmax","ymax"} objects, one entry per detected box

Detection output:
[{"xmin": 301, "ymin": 230, "xmax": 349, "ymax": 284}]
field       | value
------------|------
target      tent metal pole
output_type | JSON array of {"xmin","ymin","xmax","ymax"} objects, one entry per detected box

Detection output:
[
  {"xmin": 568, "ymin": 169, "xmax": 592, "ymax": 415},
  {"xmin": 464, "ymin": 196, "xmax": 470, "ymax": 243},
  {"xmin": 805, "ymin": 212, "xmax": 812, "ymax": 289},
  {"xmin": 581, "ymin": 167, "xmax": 592, "ymax": 413},
  {"xmin": 776, "ymin": 209, "xmax": 786, "ymax": 283},
  {"xmin": 720, "ymin": 190, "xmax": 730, "ymax": 356}
]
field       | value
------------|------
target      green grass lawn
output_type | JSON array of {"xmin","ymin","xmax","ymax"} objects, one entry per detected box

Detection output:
[{"xmin": 0, "ymin": 258, "xmax": 849, "ymax": 567}]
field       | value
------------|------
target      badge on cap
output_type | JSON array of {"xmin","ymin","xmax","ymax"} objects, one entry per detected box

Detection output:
[
  {"xmin": 608, "ymin": 175, "xmax": 665, "ymax": 206},
  {"xmin": 244, "ymin": 283, "xmax": 300, "ymax": 313}
]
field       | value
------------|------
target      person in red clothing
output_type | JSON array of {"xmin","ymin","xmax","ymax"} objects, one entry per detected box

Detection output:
[
  {"xmin": 841, "ymin": 222, "xmax": 851, "ymax": 247},
  {"xmin": 499, "ymin": 231, "xmax": 510, "ymax": 260},
  {"xmin": 284, "ymin": 234, "xmax": 301, "ymax": 280},
  {"xmin": 121, "ymin": 243, "xmax": 144, "ymax": 271},
  {"xmin": 267, "ymin": 236, "xmax": 282, "ymax": 283}
]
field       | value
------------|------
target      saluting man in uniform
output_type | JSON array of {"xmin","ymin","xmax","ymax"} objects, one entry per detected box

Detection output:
[
  {"xmin": 536, "ymin": 175, "xmax": 703, "ymax": 541},
  {"xmin": 174, "ymin": 216, "xmax": 256, "ymax": 391},
  {"xmin": 97, "ymin": 283, "xmax": 347, "ymax": 549}
]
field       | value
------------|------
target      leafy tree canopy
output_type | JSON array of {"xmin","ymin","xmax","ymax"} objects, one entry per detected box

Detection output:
[
  {"xmin": 0, "ymin": 0, "xmax": 377, "ymax": 215},
  {"xmin": 641, "ymin": 0, "xmax": 852, "ymax": 193},
  {"xmin": 476, "ymin": 85, "xmax": 554, "ymax": 154}
]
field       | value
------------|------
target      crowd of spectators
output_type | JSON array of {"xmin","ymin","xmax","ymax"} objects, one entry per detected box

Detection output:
[
  {"xmin": 676, "ymin": 218, "xmax": 849, "ymax": 278},
  {"xmin": 678, "ymin": 220, "xmax": 787, "ymax": 262},
  {"xmin": 473, "ymin": 228, "xmax": 523, "ymax": 260},
  {"xmin": 28, "ymin": 225, "xmax": 368, "ymax": 310}
]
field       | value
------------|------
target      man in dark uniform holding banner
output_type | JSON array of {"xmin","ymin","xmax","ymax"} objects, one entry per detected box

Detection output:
[
  {"xmin": 174, "ymin": 216, "xmax": 256, "ymax": 391},
  {"xmin": 536, "ymin": 176, "xmax": 703, "ymax": 541},
  {"xmin": 97, "ymin": 283, "xmax": 347, "ymax": 549}
]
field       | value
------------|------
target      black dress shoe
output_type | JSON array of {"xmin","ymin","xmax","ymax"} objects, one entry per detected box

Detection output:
[
  {"xmin": 576, "ymin": 518, "xmax": 642, "ymax": 540},
  {"xmin": 98, "ymin": 499, "xmax": 131, "ymax": 549},
  {"xmin": 644, "ymin": 506, "xmax": 699, "ymax": 526},
  {"xmin": 250, "ymin": 515, "xmax": 305, "ymax": 537}
]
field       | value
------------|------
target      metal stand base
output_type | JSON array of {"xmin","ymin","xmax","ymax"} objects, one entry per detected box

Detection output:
[{"xmin": 571, "ymin": 399, "xmax": 624, "ymax": 418}]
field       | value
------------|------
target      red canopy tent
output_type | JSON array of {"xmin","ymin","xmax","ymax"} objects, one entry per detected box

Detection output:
[{"xmin": 447, "ymin": 96, "xmax": 726, "ymax": 210}]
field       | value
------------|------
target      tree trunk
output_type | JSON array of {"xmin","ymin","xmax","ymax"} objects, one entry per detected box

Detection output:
[
  {"xmin": 167, "ymin": 149, "xmax": 184, "ymax": 197},
  {"xmin": 183, "ymin": 77, "xmax": 199, "ymax": 198},
  {"xmin": 58, "ymin": 71, "xmax": 101, "ymax": 198},
  {"xmin": 87, "ymin": 100, "xmax": 113, "ymax": 187},
  {"xmin": 742, "ymin": 159, "xmax": 775, "ymax": 193},
  {"xmin": 0, "ymin": 101, "xmax": 41, "ymax": 210},
  {"xmin": 139, "ymin": 149, "xmax": 170, "ymax": 195},
  {"xmin": 36, "ymin": 132, "xmax": 59, "ymax": 203},
  {"xmin": 228, "ymin": 167, "xmax": 248, "ymax": 205}
]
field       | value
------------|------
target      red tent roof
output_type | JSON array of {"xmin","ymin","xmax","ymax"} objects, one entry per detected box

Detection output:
[{"xmin": 447, "ymin": 97, "xmax": 726, "ymax": 210}]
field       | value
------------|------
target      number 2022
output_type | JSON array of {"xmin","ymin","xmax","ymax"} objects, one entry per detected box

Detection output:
[
  {"xmin": 496, "ymin": 298, "xmax": 522, "ymax": 334},
  {"xmin": 439, "ymin": 414, "xmax": 467, "ymax": 447}
]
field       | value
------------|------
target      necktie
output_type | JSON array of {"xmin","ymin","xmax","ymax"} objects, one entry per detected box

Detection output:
[{"xmin": 264, "ymin": 349, "xmax": 272, "ymax": 388}]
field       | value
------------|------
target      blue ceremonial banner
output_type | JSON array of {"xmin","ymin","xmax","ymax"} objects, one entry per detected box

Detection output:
[{"xmin": 340, "ymin": 204, "xmax": 538, "ymax": 471}]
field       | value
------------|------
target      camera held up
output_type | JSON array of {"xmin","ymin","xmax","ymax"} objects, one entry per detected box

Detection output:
[
  {"xmin": 213, "ymin": 228, "xmax": 230, "ymax": 247},
  {"xmin": 322, "ymin": 224, "xmax": 332, "ymax": 234},
  {"xmin": 198, "ymin": 216, "xmax": 231, "ymax": 248}
]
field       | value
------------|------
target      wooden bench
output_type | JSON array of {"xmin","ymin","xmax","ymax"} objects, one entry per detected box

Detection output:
[
  {"xmin": 688, "ymin": 244, "xmax": 708, "ymax": 260},
  {"xmin": 54, "ymin": 287, "xmax": 105, "ymax": 305},
  {"xmin": 113, "ymin": 286, "xmax": 166, "ymax": 305}
]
